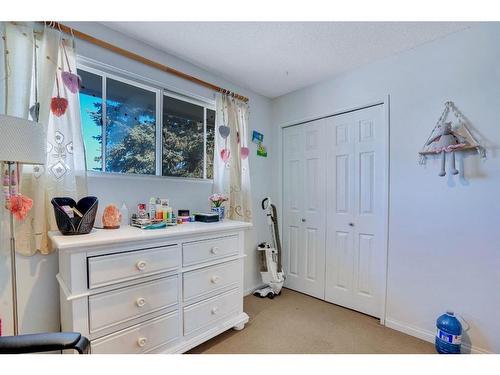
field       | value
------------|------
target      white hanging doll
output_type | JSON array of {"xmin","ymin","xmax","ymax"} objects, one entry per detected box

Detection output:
[
  {"xmin": 419, "ymin": 101, "xmax": 486, "ymax": 177},
  {"xmin": 425, "ymin": 121, "xmax": 467, "ymax": 176}
]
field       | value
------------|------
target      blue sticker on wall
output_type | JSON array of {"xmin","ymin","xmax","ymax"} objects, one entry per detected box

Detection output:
[{"xmin": 252, "ymin": 130, "xmax": 264, "ymax": 144}]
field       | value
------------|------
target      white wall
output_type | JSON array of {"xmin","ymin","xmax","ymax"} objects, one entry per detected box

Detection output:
[
  {"xmin": 272, "ymin": 23, "xmax": 500, "ymax": 353},
  {"xmin": 0, "ymin": 22, "xmax": 273, "ymax": 336}
]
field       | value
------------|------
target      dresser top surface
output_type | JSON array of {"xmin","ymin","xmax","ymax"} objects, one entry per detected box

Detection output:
[{"xmin": 49, "ymin": 220, "xmax": 252, "ymax": 250}]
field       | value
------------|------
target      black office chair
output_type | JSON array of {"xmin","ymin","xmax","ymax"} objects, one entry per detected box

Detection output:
[{"xmin": 0, "ymin": 332, "xmax": 90, "ymax": 354}]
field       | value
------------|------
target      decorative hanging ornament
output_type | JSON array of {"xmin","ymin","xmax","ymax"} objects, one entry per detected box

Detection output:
[
  {"xmin": 218, "ymin": 125, "xmax": 230, "ymax": 139},
  {"xmin": 29, "ymin": 102, "xmax": 40, "ymax": 122},
  {"xmin": 219, "ymin": 95, "xmax": 231, "ymax": 163},
  {"xmin": 61, "ymin": 41, "xmax": 81, "ymax": 94},
  {"xmin": 418, "ymin": 101, "xmax": 486, "ymax": 177},
  {"xmin": 220, "ymin": 148, "xmax": 231, "ymax": 163},
  {"xmin": 51, "ymin": 72, "xmax": 68, "ymax": 117},
  {"xmin": 3, "ymin": 163, "xmax": 33, "ymax": 221},
  {"xmin": 29, "ymin": 30, "xmax": 40, "ymax": 122},
  {"xmin": 240, "ymin": 147, "xmax": 249, "ymax": 160},
  {"xmin": 61, "ymin": 71, "xmax": 81, "ymax": 94}
]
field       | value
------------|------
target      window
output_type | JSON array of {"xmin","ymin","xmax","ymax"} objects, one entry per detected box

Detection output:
[
  {"xmin": 79, "ymin": 70, "xmax": 102, "ymax": 171},
  {"xmin": 77, "ymin": 66, "xmax": 215, "ymax": 179},
  {"xmin": 162, "ymin": 96, "xmax": 204, "ymax": 178},
  {"xmin": 106, "ymin": 78, "xmax": 156, "ymax": 175},
  {"xmin": 206, "ymin": 109, "xmax": 215, "ymax": 179}
]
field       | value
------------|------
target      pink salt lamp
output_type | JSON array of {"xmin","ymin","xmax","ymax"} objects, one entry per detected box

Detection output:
[{"xmin": 102, "ymin": 204, "xmax": 121, "ymax": 229}]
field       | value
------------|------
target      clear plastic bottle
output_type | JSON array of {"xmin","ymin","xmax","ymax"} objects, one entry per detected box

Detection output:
[
  {"xmin": 149, "ymin": 197, "xmax": 156, "ymax": 220},
  {"xmin": 120, "ymin": 202, "xmax": 129, "ymax": 226}
]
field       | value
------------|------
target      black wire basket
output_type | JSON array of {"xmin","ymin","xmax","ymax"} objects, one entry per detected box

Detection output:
[{"xmin": 51, "ymin": 196, "xmax": 98, "ymax": 235}]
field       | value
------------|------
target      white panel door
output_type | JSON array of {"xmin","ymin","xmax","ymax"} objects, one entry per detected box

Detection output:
[
  {"xmin": 282, "ymin": 125, "xmax": 303, "ymax": 289},
  {"xmin": 325, "ymin": 105, "xmax": 387, "ymax": 318},
  {"xmin": 283, "ymin": 120, "xmax": 326, "ymax": 299}
]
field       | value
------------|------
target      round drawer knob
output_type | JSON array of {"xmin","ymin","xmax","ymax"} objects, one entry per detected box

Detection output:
[
  {"xmin": 211, "ymin": 306, "xmax": 218, "ymax": 315},
  {"xmin": 137, "ymin": 337, "xmax": 147, "ymax": 348},
  {"xmin": 136, "ymin": 297, "xmax": 146, "ymax": 307},
  {"xmin": 211, "ymin": 246, "xmax": 219, "ymax": 255},
  {"xmin": 136, "ymin": 260, "xmax": 147, "ymax": 271},
  {"xmin": 211, "ymin": 275, "xmax": 220, "ymax": 284}
]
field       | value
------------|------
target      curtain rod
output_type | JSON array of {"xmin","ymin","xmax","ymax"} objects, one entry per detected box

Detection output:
[{"xmin": 41, "ymin": 22, "xmax": 249, "ymax": 103}]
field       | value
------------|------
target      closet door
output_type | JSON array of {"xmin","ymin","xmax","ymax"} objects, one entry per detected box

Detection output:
[
  {"xmin": 324, "ymin": 105, "xmax": 387, "ymax": 318},
  {"xmin": 282, "ymin": 120, "xmax": 326, "ymax": 299}
]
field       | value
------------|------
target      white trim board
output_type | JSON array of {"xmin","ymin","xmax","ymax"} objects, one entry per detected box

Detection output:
[
  {"xmin": 77, "ymin": 55, "xmax": 216, "ymax": 108},
  {"xmin": 385, "ymin": 318, "xmax": 493, "ymax": 354}
]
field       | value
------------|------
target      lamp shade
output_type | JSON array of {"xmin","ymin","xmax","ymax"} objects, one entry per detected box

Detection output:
[{"xmin": 0, "ymin": 114, "xmax": 46, "ymax": 165}]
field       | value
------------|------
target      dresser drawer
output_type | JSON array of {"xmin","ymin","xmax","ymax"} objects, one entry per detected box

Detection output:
[
  {"xmin": 182, "ymin": 235, "xmax": 238, "ymax": 266},
  {"xmin": 89, "ymin": 276, "xmax": 178, "ymax": 333},
  {"xmin": 183, "ymin": 260, "xmax": 241, "ymax": 302},
  {"xmin": 88, "ymin": 245, "xmax": 180, "ymax": 289},
  {"xmin": 91, "ymin": 312, "xmax": 179, "ymax": 354},
  {"xmin": 183, "ymin": 288, "xmax": 240, "ymax": 335}
]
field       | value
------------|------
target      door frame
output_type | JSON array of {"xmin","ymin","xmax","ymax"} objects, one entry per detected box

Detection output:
[{"xmin": 278, "ymin": 95, "xmax": 390, "ymax": 325}]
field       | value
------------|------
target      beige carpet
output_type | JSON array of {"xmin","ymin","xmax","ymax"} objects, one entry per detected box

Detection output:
[{"xmin": 188, "ymin": 288, "xmax": 435, "ymax": 354}]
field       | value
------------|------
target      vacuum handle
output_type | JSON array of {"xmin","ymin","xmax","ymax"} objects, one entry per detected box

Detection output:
[{"xmin": 261, "ymin": 197, "xmax": 270, "ymax": 210}]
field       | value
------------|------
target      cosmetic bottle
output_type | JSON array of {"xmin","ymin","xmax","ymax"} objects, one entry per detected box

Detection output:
[
  {"xmin": 120, "ymin": 202, "xmax": 129, "ymax": 226},
  {"xmin": 148, "ymin": 197, "xmax": 156, "ymax": 219}
]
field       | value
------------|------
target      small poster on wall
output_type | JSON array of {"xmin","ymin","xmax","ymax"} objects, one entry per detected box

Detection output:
[
  {"xmin": 252, "ymin": 130, "xmax": 264, "ymax": 144},
  {"xmin": 252, "ymin": 130, "xmax": 267, "ymax": 157}
]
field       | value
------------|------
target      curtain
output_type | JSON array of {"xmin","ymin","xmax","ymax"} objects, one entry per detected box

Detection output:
[
  {"xmin": 1, "ymin": 22, "xmax": 87, "ymax": 256},
  {"xmin": 213, "ymin": 93, "xmax": 252, "ymax": 222}
]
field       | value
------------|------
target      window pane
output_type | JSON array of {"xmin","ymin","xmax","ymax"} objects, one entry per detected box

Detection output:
[
  {"xmin": 78, "ymin": 69, "xmax": 102, "ymax": 171},
  {"xmin": 162, "ymin": 96, "xmax": 204, "ymax": 178},
  {"xmin": 206, "ymin": 109, "xmax": 215, "ymax": 179},
  {"xmin": 106, "ymin": 78, "xmax": 156, "ymax": 175}
]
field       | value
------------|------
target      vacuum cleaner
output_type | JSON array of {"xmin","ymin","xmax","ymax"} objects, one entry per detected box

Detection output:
[{"xmin": 253, "ymin": 197, "xmax": 285, "ymax": 299}]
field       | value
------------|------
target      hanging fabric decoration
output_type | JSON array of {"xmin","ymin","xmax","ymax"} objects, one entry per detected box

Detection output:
[
  {"xmin": 2, "ymin": 163, "xmax": 33, "ymax": 221},
  {"xmin": 240, "ymin": 146, "xmax": 250, "ymax": 160},
  {"xmin": 419, "ymin": 101, "xmax": 486, "ymax": 177},
  {"xmin": 220, "ymin": 146, "xmax": 231, "ymax": 163},
  {"xmin": 61, "ymin": 40, "xmax": 81, "ymax": 93},
  {"xmin": 239, "ymin": 109, "xmax": 250, "ymax": 160},
  {"xmin": 29, "ymin": 30, "xmax": 40, "ymax": 122},
  {"xmin": 218, "ymin": 125, "xmax": 230, "ymax": 139},
  {"xmin": 219, "ymin": 96, "xmax": 231, "ymax": 163},
  {"xmin": 50, "ymin": 70, "xmax": 68, "ymax": 117}
]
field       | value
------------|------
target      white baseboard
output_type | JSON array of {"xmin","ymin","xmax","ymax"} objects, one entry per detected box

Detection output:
[{"xmin": 385, "ymin": 318, "xmax": 493, "ymax": 354}]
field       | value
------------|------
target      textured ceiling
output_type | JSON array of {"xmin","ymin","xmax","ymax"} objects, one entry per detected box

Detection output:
[{"xmin": 101, "ymin": 22, "xmax": 472, "ymax": 98}]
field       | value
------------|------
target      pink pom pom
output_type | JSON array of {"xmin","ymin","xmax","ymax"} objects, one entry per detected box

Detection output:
[{"xmin": 9, "ymin": 194, "xmax": 33, "ymax": 221}]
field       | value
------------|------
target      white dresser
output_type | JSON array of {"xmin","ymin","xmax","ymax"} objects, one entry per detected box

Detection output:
[{"xmin": 49, "ymin": 220, "xmax": 252, "ymax": 354}]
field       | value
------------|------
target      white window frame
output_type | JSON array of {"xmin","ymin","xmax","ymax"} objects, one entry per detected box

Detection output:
[{"xmin": 77, "ymin": 58, "xmax": 216, "ymax": 182}]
